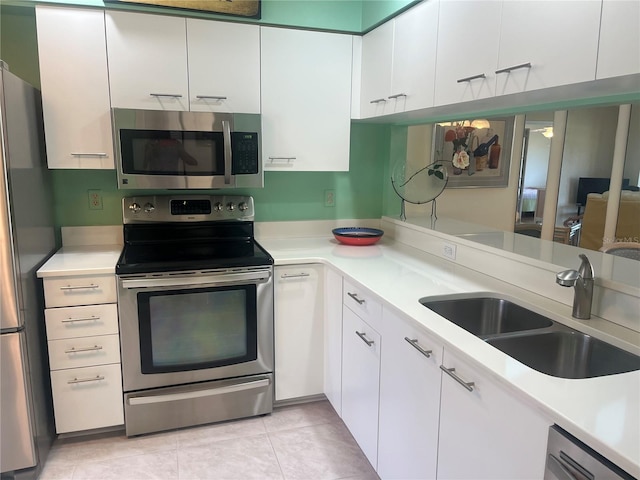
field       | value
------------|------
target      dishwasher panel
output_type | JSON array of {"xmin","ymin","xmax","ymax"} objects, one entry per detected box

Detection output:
[{"xmin": 544, "ymin": 425, "xmax": 635, "ymax": 480}]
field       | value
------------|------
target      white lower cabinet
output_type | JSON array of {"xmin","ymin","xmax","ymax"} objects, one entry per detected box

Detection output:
[
  {"xmin": 437, "ymin": 348, "xmax": 550, "ymax": 479},
  {"xmin": 323, "ymin": 267, "xmax": 343, "ymax": 415},
  {"xmin": 341, "ymin": 306, "xmax": 381, "ymax": 467},
  {"xmin": 274, "ymin": 265, "xmax": 324, "ymax": 401},
  {"xmin": 50, "ymin": 364, "xmax": 124, "ymax": 434},
  {"xmin": 42, "ymin": 274, "xmax": 124, "ymax": 433},
  {"xmin": 377, "ymin": 307, "xmax": 443, "ymax": 479}
]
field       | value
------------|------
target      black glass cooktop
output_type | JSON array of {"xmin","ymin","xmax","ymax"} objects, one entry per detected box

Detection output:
[{"xmin": 116, "ymin": 222, "xmax": 273, "ymax": 275}]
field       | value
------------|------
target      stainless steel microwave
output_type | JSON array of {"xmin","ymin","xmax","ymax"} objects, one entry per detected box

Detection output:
[{"xmin": 113, "ymin": 108, "xmax": 263, "ymax": 190}]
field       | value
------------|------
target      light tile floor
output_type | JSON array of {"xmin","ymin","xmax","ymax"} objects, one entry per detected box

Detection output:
[{"xmin": 39, "ymin": 400, "xmax": 379, "ymax": 480}]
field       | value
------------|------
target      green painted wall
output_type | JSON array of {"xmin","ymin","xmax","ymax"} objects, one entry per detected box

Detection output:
[
  {"xmin": 51, "ymin": 123, "xmax": 390, "ymax": 227},
  {"xmin": 1, "ymin": 2, "xmax": 393, "ymax": 230},
  {"xmin": 2, "ymin": 0, "xmax": 414, "ymax": 33}
]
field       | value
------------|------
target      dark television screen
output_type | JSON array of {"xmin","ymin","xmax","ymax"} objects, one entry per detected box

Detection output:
[{"xmin": 576, "ymin": 177, "xmax": 630, "ymax": 206}]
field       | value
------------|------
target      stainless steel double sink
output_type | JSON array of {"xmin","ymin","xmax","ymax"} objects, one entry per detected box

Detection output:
[{"xmin": 420, "ymin": 295, "xmax": 640, "ymax": 379}]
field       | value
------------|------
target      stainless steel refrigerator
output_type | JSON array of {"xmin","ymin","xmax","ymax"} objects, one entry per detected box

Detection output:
[{"xmin": 1, "ymin": 62, "xmax": 56, "ymax": 479}]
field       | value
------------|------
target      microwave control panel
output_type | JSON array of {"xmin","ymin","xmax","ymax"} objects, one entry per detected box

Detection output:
[{"xmin": 232, "ymin": 132, "xmax": 259, "ymax": 174}]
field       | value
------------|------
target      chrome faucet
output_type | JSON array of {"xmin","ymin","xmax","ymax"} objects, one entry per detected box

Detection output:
[{"xmin": 556, "ymin": 254, "xmax": 594, "ymax": 319}]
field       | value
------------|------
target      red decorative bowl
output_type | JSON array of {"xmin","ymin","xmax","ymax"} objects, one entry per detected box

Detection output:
[{"xmin": 332, "ymin": 227, "xmax": 384, "ymax": 246}]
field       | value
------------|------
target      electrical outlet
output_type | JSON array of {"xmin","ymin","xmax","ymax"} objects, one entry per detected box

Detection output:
[
  {"xmin": 443, "ymin": 242, "xmax": 457, "ymax": 260},
  {"xmin": 88, "ymin": 189, "xmax": 103, "ymax": 210},
  {"xmin": 324, "ymin": 189, "xmax": 335, "ymax": 207}
]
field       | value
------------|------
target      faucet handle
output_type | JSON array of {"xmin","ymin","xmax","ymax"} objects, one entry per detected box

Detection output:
[
  {"xmin": 556, "ymin": 269, "xmax": 579, "ymax": 287},
  {"xmin": 578, "ymin": 254, "xmax": 594, "ymax": 280}
]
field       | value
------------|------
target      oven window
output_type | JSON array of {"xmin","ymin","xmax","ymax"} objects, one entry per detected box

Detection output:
[
  {"xmin": 137, "ymin": 285, "xmax": 257, "ymax": 373},
  {"xmin": 120, "ymin": 129, "xmax": 224, "ymax": 176}
]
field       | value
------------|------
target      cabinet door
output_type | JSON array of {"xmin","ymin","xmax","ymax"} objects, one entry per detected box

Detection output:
[
  {"xmin": 50, "ymin": 363, "xmax": 124, "ymax": 434},
  {"xmin": 360, "ymin": 21, "xmax": 394, "ymax": 118},
  {"xmin": 597, "ymin": 0, "xmax": 640, "ymax": 79},
  {"xmin": 437, "ymin": 349, "xmax": 550, "ymax": 479},
  {"xmin": 36, "ymin": 6, "xmax": 114, "ymax": 169},
  {"xmin": 324, "ymin": 267, "xmax": 343, "ymax": 415},
  {"xmin": 496, "ymin": 1, "xmax": 600, "ymax": 95},
  {"xmin": 187, "ymin": 19, "xmax": 260, "ymax": 113},
  {"xmin": 261, "ymin": 27, "xmax": 352, "ymax": 171},
  {"xmin": 341, "ymin": 307, "xmax": 381, "ymax": 468},
  {"xmin": 274, "ymin": 265, "xmax": 324, "ymax": 401},
  {"xmin": 434, "ymin": 0, "xmax": 501, "ymax": 106},
  {"xmin": 377, "ymin": 308, "xmax": 442, "ymax": 479},
  {"xmin": 106, "ymin": 11, "xmax": 189, "ymax": 110},
  {"xmin": 390, "ymin": 0, "xmax": 439, "ymax": 113}
]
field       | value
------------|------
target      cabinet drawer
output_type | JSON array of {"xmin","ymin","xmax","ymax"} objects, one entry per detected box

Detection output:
[
  {"xmin": 50, "ymin": 363, "xmax": 124, "ymax": 433},
  {"xmin": 48, "ymin": 334, "xmax": 121, "ymax": 370},
  {"xmin": 343, "ymin": 279, "xmax": 382, "ymax": 330},
  {"xmin": 45, "ymin": 304, "xmax": 118, "ymax": 340},
  {"xmin": 43, "ymin": 274, "xmax": 117, "ymax": 308}
]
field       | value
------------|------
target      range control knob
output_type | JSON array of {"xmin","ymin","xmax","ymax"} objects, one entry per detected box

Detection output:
[
  {"xmin": 213, "ymin": 202, "xmax": 223, "ymax": 212},
  {"xmin": 238, "ymin": 202, "xmax": 248, "ymax": 212},
  {"xmin": 226, "ymin": 202, "xmax": 236, "ymax": 212},
  {"xmin": 143, "ymin": 202, "xmax": 155, "ymax": 213},
  {"xmin": 129, "ymin": 202, "xmax": 141, "ymax": 213}
]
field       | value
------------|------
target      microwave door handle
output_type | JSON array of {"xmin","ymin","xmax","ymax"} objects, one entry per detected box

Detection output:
[{"xmin": 222, "ymin": 120, "xmax": 232, "ymax": 185}]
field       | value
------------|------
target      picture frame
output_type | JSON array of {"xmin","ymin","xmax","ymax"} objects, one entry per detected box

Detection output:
[
  {"xmin": 103, "ymin": 0, "xmax": 261, "ymax": 19},
  {"xmin": 433, "ymin": 116, "xmax": 515, "ymax": 188}
]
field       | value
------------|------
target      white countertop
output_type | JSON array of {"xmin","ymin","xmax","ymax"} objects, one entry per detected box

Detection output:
[
  {"xmin": 258, "ymin": 234, "xmax": 640, "ymax": 477},
  {"xmin": 35, "ymin": 237, "xmax": 639, "ymax": 475},
  {"xmin": 36, "ymin": 245, "xmax": 122, "ymax": 277}
]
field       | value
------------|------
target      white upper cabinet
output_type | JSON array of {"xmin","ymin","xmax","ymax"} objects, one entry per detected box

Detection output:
[
  {"xmin": 360, "ymin": 0, "xmax": 439, "ymax": 118},
  {"xmin": 36, "ymin": 6, "xmax": 114, "ymax": 169},
  {"xmin": 360, "ymin": 21, "xmax": 394, "ymax": 118},
  {"xmin": 495, "ymin": 1, "xmax": 600, "ymax": 95},
  {"xmin": 434, "ymin": 0, "xmax": 502, "ymax": 106},
  {"xmin": 389, "ymin": 0, "xmax": 439, "ymax": 113},
  {"xmin": 187, "ymin": 19, "xmax": 260, "ymax": 113},
  {"xmin": 261, "ymin": 27, "xmax": 353, "ymax": 172},
  {"xmin": 106, "ymin": 12, "xmax": 260, "ymax": 113},
  {"xmin": 106, "ymin": 11, "xmax": 189, "ymax": 110},
  {"xmin": 596, "ymin": 0, "xmax": 640, "ymax": 79}
]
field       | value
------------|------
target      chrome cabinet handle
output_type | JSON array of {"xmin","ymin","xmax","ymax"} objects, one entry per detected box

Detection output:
[
  {"xmin": 70, "ymin": 153, "xmax": 108, "ymax": 157},
  {"xmin": 404, "ymin": 337, "xmax": 432, "ymax": 358},
  {"xmin": 495, "ymin": 62, "xmax": 532, "ymax": 75},
  {"xmin": 356, "ymin": 331, "xmax": 374, "ymax": 346},
  {"xmin": 440, "ymin": 366, "xmax": 475, "ymax": 392},
  {"xmin": 347, "ymin": 292, "xmax": 365, "ymax": 305},
  {"xmin": 280, "ymin": 273, "xmax": 310, "ymax": 279},
  {"xmin": 388, "ymin": 93, "xmax": 407, "ymax": 99},
  {"xmin": 369, "ymin": 98, "xmax": 387, "ymax": 104},
  {"xmin": 267, "ymin": 157, "xmax": 296, "ymax": 168},
  {"xmin": 67, "ymin": 375, "xmax": 105, "ymax": 385},
  {"xmin": 61, "ymin": 316, "xmax": 100, "ymax": 323},
  {"xmin": 65, "ymin": 345, "xmax": 103, "ymax": 354},
  {"xmin": 195, "ymin": 95, "xmax": 227, "ymax": 100},
  {"xmin": 268, "ymin": 157, "xmax": 296, "ymax": 161},
  {"xmin": 150, "ymin": 93, "xmax": 183, "ymax": 98},
  {"xmin": 59, "ymin": 284, "xmax": 99, "ymax": 291},
  {"xmin": 457, "ymin": 73, "xmax": 486, "ymax": 83}
]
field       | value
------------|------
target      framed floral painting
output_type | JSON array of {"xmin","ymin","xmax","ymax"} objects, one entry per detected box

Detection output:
[
  {"xmin": 433, "ymin": 116, "xmax": 515, "ymax": 188},
  {"xmin": 104, "ymin": 0, "xmax": 261, "ymax": 19}
]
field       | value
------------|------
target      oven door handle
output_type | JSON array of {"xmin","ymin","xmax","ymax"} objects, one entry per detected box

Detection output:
[
  {"xmin": 127, "ymin": 378, "xmax": 270, "ymax": 406},
  {"xmin": 120, "ymin": 270, "xmax": 271, "ymax": 289}
]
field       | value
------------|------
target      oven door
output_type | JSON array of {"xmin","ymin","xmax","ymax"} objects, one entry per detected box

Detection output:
[{"xmin": 117, "ymin": 267, "xmax": 273, "ymax": 393}]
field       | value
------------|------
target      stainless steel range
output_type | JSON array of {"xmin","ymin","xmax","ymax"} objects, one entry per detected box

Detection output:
[{"xmin": 116, "ymin": 195, "xmax": 274, "ymax": 436}]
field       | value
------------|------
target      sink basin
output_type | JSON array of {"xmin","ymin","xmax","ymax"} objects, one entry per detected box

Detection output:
[
  {"xmin": 420, "ymin": 294, "xmax": 640, "ymax": 378},
  {"xmin": 420, "ymin": 296, "xmax": 553, "ymax": 337},
  {"xmin": 487, "ymin": 331, "xmax": 640, "ymax": 379}
]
